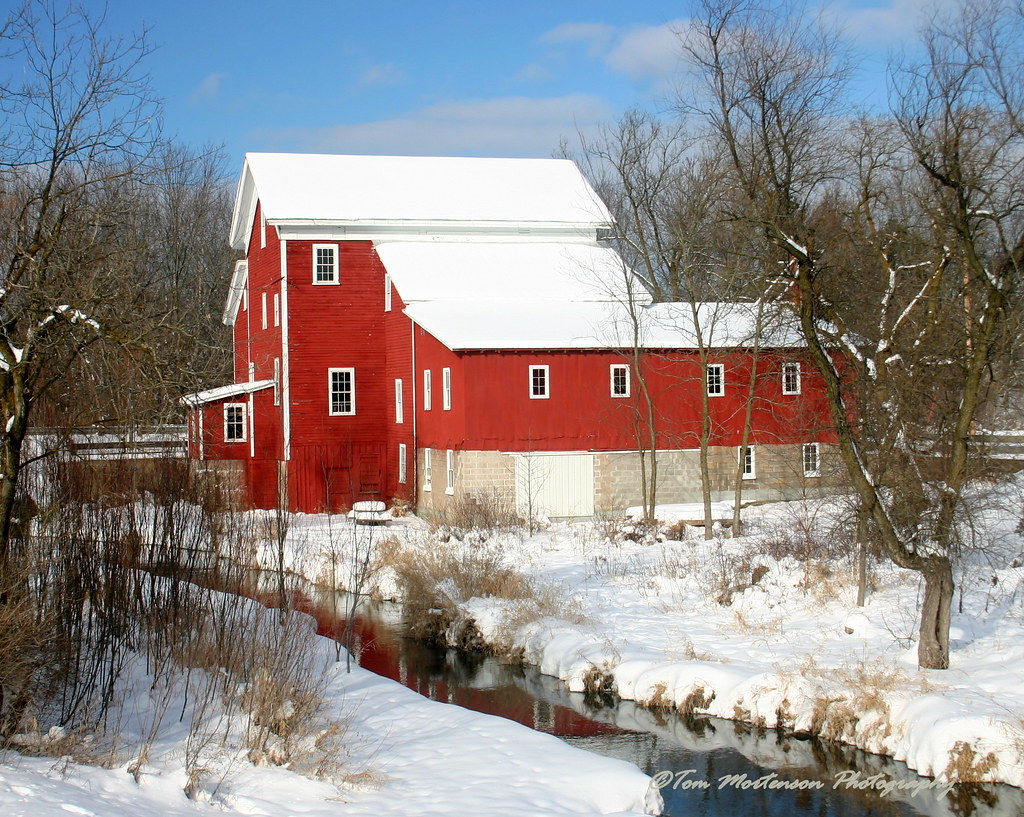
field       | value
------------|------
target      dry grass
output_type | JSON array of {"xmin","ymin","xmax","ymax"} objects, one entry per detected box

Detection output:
[{"xmin": 943, "ymin": 740, "xmax": 1000, "ymax": 783}]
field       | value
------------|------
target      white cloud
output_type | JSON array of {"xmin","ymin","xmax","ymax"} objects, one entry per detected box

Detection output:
[
  {"xmin": 252, "ymin": 94, "xmax": 615, "ymax": 158},
  {"xmin": 536, "ymin": 19, "xmax": 687, "ymax": 86},
  {"xmin": 358, "ymin": 63, "xmax": 405, "ymax": 86},
  {"xmin": 188, "ymin": 72, "xmax": 227, "ymax": 106},
  {"xmin": 540, "ymin": 22, "xmax": 615, "ymax": 57},
  {"xmin": 605, "ymin": 22, "xmax": 686, "ymax": 81}
]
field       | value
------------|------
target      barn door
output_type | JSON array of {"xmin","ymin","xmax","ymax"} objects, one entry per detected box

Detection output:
[
  {"xmin": 515, "ymin": 453, "xmax": 594, "ymax": 519},
  {"xmin": 357, "ymin": 453, "xmax": 382, "ymax": 498}
]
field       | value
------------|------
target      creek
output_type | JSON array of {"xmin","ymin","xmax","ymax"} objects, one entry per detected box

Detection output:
[{"xmin": 258, "ymin": 578, "xmax": 1023, "ymax": 817}]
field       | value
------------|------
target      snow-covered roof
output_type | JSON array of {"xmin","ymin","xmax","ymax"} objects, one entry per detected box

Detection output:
[
  {"xmin": 404, "ymin": 299, "xmax": 803, "ymax": 351},
  {"xmin": 230, "ymin": 153, "xmax": 613, "ymax": 248},
  {"xmin": 376, "ymin": 242, "xmax": 629, "ymax": 303},
  {"xmin": 180, "ymin": 380, "xmax": 275, "ymax": 408}
]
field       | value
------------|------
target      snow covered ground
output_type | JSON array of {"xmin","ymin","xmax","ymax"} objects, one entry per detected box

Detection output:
[
  {"xmin": 0, "ymin": 601, "xmax": 660, "ymax": 817},
  {"xmin": 260, "ymin": 485, "xmax": 1024, "ymax": 792}
]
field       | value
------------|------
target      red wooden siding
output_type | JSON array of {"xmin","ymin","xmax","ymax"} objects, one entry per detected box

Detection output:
[{"xmin": 283, "ymin": 239, "xmax": 391, "ymax": 511}]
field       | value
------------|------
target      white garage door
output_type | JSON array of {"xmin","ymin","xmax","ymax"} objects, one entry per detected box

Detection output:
[{"xmin": 514, "ymin": 453, "xmax": 594, "ymax": 518}]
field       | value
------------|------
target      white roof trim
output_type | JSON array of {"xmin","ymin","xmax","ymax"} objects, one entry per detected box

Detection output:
[
  {"xmin": 223, "ymin": 260, "xmax": 248, "ymax": 325},
  {"xmin": 180, "ymin": 379, "xmax": 275, "ymax": 407}
]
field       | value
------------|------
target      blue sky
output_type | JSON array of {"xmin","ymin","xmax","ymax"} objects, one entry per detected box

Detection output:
[{"xmin": 91, "ymin": 0, "xmax": 942, "ymax": 165}]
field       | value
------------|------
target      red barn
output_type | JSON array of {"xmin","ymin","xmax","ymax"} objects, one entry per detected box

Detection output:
[{"xmin": 183, "ymin": 153, "xmax": 837, "ymax": 517}]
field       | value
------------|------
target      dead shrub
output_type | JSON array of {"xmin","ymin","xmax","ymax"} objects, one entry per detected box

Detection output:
[
  {"xmin": 391, "ymin": 541, "xmax": 530, "ymax": 641},
  {"xmin": 432, "ymin": 490, "xmax": 525, "ymax": 542},
  {"xmin": 581, "ymin": 665, "xmax": 618, "ymax": 708},
  {"xmin": 943, "ymin": 740, "xmax": 999, "ymax": 783}
]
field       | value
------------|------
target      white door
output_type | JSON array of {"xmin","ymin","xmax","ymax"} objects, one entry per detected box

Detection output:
[{"xmin": 515, "ymin": 453, "xmax": 594, "ymax": 518}]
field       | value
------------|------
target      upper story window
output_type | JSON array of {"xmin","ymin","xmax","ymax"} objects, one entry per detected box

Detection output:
[
  {"xmin": 706, "ymin": 363, "xmax": 724, "ymax": 397},
  {"xmin": 313, "ymin": 244, "xmax": 338, "ymax": 284},
  {"xmin": 384, "ymin": 273, "xmax": 392, "ymax": 312},
  {"xmin": 224, "ymin": 403, "xmax": 247, "ymax": 443},
  {"xmin": 529, "ymin": 365, "xmax": 549, "ymax": 399},
  {"xmin": 802, "ymin": 442, "xmax": 820, "ymax": 477},
  {"xmin": 261, "ymin": 292, "xmax": 268, "ymax": 330},
  {"xmin": 394, "ymin": 379, "xmax": 404, "ymax": 424},
  {"xmin": 442, "ymin": 367, "xmax": 452, "ymax": 410},
  {"xmin": 423, "ymin": 369, "xmax": 432, "ymax": 411},
  {"xmin": 273, "ymin": 358, "xmax": 281, "ymax": 406},
  {"xmin": 782, "ymin": 361, "xmax": 802, "ymax": 395},
  {"xmin": 610, "ymin": 364, "xmax": 630, "ymax": 398},
  {"xmin": 273, "ymin": 292, "xmax": 280, "ymax": 327},
  {"xmin": 328, "ymin": 368, "xmax": 355, "ymax": 416}
]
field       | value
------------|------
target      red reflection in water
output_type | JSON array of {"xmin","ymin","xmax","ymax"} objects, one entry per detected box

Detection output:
[{"xmin": 275, "ymin": 588, "xmax": 623, "ymax": 739}]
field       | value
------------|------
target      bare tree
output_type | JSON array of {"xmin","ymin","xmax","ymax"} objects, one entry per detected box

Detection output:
[
  {"xmin": 0, "ymin": 0, "xmax": 165, "ymax": 556},
  {"xmin": 682, "ymin": 0, "xmax": 1023, "ymax": 668}
]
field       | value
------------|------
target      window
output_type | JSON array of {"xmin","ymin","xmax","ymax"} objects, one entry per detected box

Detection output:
[
  {"xmin": 529, "ymin": 365, "xmax": 549, "ymax": 399},
  {"xmin": 423, "ymin": 369, "xmax": 432, "ymax": 411},
  {"xmin": 273, "ymin": 358, "xmax": 281, "ymax": 406},
  {"xmin": 782, "ymin": 362, "xmax": 801, "ymax": 395},
  {"xmin": 423, "ymin": 448, "xmax": 432, "ymax": 492},
  {"xmin": 394, "ymin": 379, "xmax": 404, "ymax": 424},
  {"xmin": 328, "ymin": 368, "xmax": 355, "ymax": 415},
  {"xmin": 273, "ymin": 292, "xmax": 280, "ymax": 327},
  {"xmin": 398, "ymin": 443, "xmax": 407, "ymax": 484},
  {"xmin": 742, "ymin": 445, "xmax": 755, "ymax": 479},
  {"xmin": 224, "ymin": 403, "xmax": 247, "ymax": 443},
  {"xmin": 442, "ymin": 367, "xmax": 452, "ymax": 410},
  {"xmin": 384, "ymin": 273, "xmax": 392, "ymax": 312},
  {"xmin": 802, "ymin": 442, "xmax": 821, "ymax": 477},
  {"xmin": 313, "ymin": 244, "xmax": 338, "ymax": 284},
  {"xmin": 706, "ymin": 363, "xmax": 724, "ymax": 396},
  {"xmin": 445, "ymin": 449, "xmax": 455, "ymax": 495},
  {"xmin": 261, "ymin": 292, "xmax": 268, "ymax": 330},
  {"xmin": 610, "ymin": 364, "xmax": 630, "ymax": 398},
  {"xmin": 242, "ymin": 287, "xmax": 248, "ymax": 312}
]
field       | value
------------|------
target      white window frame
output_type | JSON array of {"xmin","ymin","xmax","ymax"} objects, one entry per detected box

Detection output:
[
  {"xmin": 384, "ymin": 273, "xmax": 392, "ymax": 312},
  {"xmin": 398, "ymin": 443, "xmax": 407, "ymax": 484},
  {"xmin": 273, "ymin": 292, "xmax": 280, "ymax": 327},
  {"xmin": 394, "ymin": 378, "xmax": 404, "ymax": 424},
  {"xmin": 242, "ymin": 286, "xmax": 248, "ymax": 312},
  {"xmin": 312, "ymin": 244, "xmax": 338, "ymax": 285},
  {"xmin": 610, "ymin": 364, "xmax": 630, "ymax": 398},
  {"xmin": 706, "ymin": 363, "xmax": 725, "ymax": 397},
  {"xmin": 273, "ymin": 357, "xmax": 281, "ymax": 406},
  {"xmin": 224, "ymin": 403, "xmax": 247, "ymax": 443},
  {"xmin": 328, "ymin": 368, "xmax": 356, "ymax": 416},
  {"xmin": 423, "ymin": 448, "xmax": 432, "ymax": 492},
  {"xmin": 423, "ymin": 370, "xmax": 432, "ymax": 411},
  {"xmin": 445, "ymin": 449, "xmax": 455, "ymax": 495},
  {"xmin": 442, "ymin": 367, "xmax": 452, "ymax": 410},
  {"xmin": 802, "ymin": 442, "xmax": 821, "ymax": 477},
  {"xmin": 782, "ymin": 361, "xmax": 802, "ymax": 395},
  {"xmin": 741, "ymin": 444, "xmax": 756, "ymax": 479},
  {"xmin": 529, "ymin": 365, "xmax": 549, "ymax": 399},
  {"xmin": 261, "ymin": 292, "xmax": 268, "ymax": 330}
]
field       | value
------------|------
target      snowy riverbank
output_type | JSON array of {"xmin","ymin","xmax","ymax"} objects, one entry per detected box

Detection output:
[
  {"xmin": 260, "ymin": 490, "xmax": 1024, "ymax": 791},
  {"xmin": 1, "ymin": 603, "xmax": 660, "ymax": 817}
]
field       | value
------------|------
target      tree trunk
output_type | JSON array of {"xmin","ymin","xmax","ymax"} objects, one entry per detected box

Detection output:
[{"xmin": 918, "ymin": 556, "xmax": 954, "ymax": 669}]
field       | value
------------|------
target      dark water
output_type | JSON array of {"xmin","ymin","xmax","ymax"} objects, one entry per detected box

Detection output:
[{"xmin": 268, "ymin": 579, "xmax": 1022, "ymax": 817}]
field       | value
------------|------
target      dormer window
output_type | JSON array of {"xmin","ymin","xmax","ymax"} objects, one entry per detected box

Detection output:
[{"xmin": 313, "ymin": 244, "xmax": 338, "ymax": 284}]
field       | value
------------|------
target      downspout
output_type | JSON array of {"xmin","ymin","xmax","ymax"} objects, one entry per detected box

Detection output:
[
  {"xmin": 280, "ymin": 239, "xmax": 291, "ymax": 462},
  {"xmin": 410, "ymin": 317, "xmax": 418, "ymax": 503}
]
